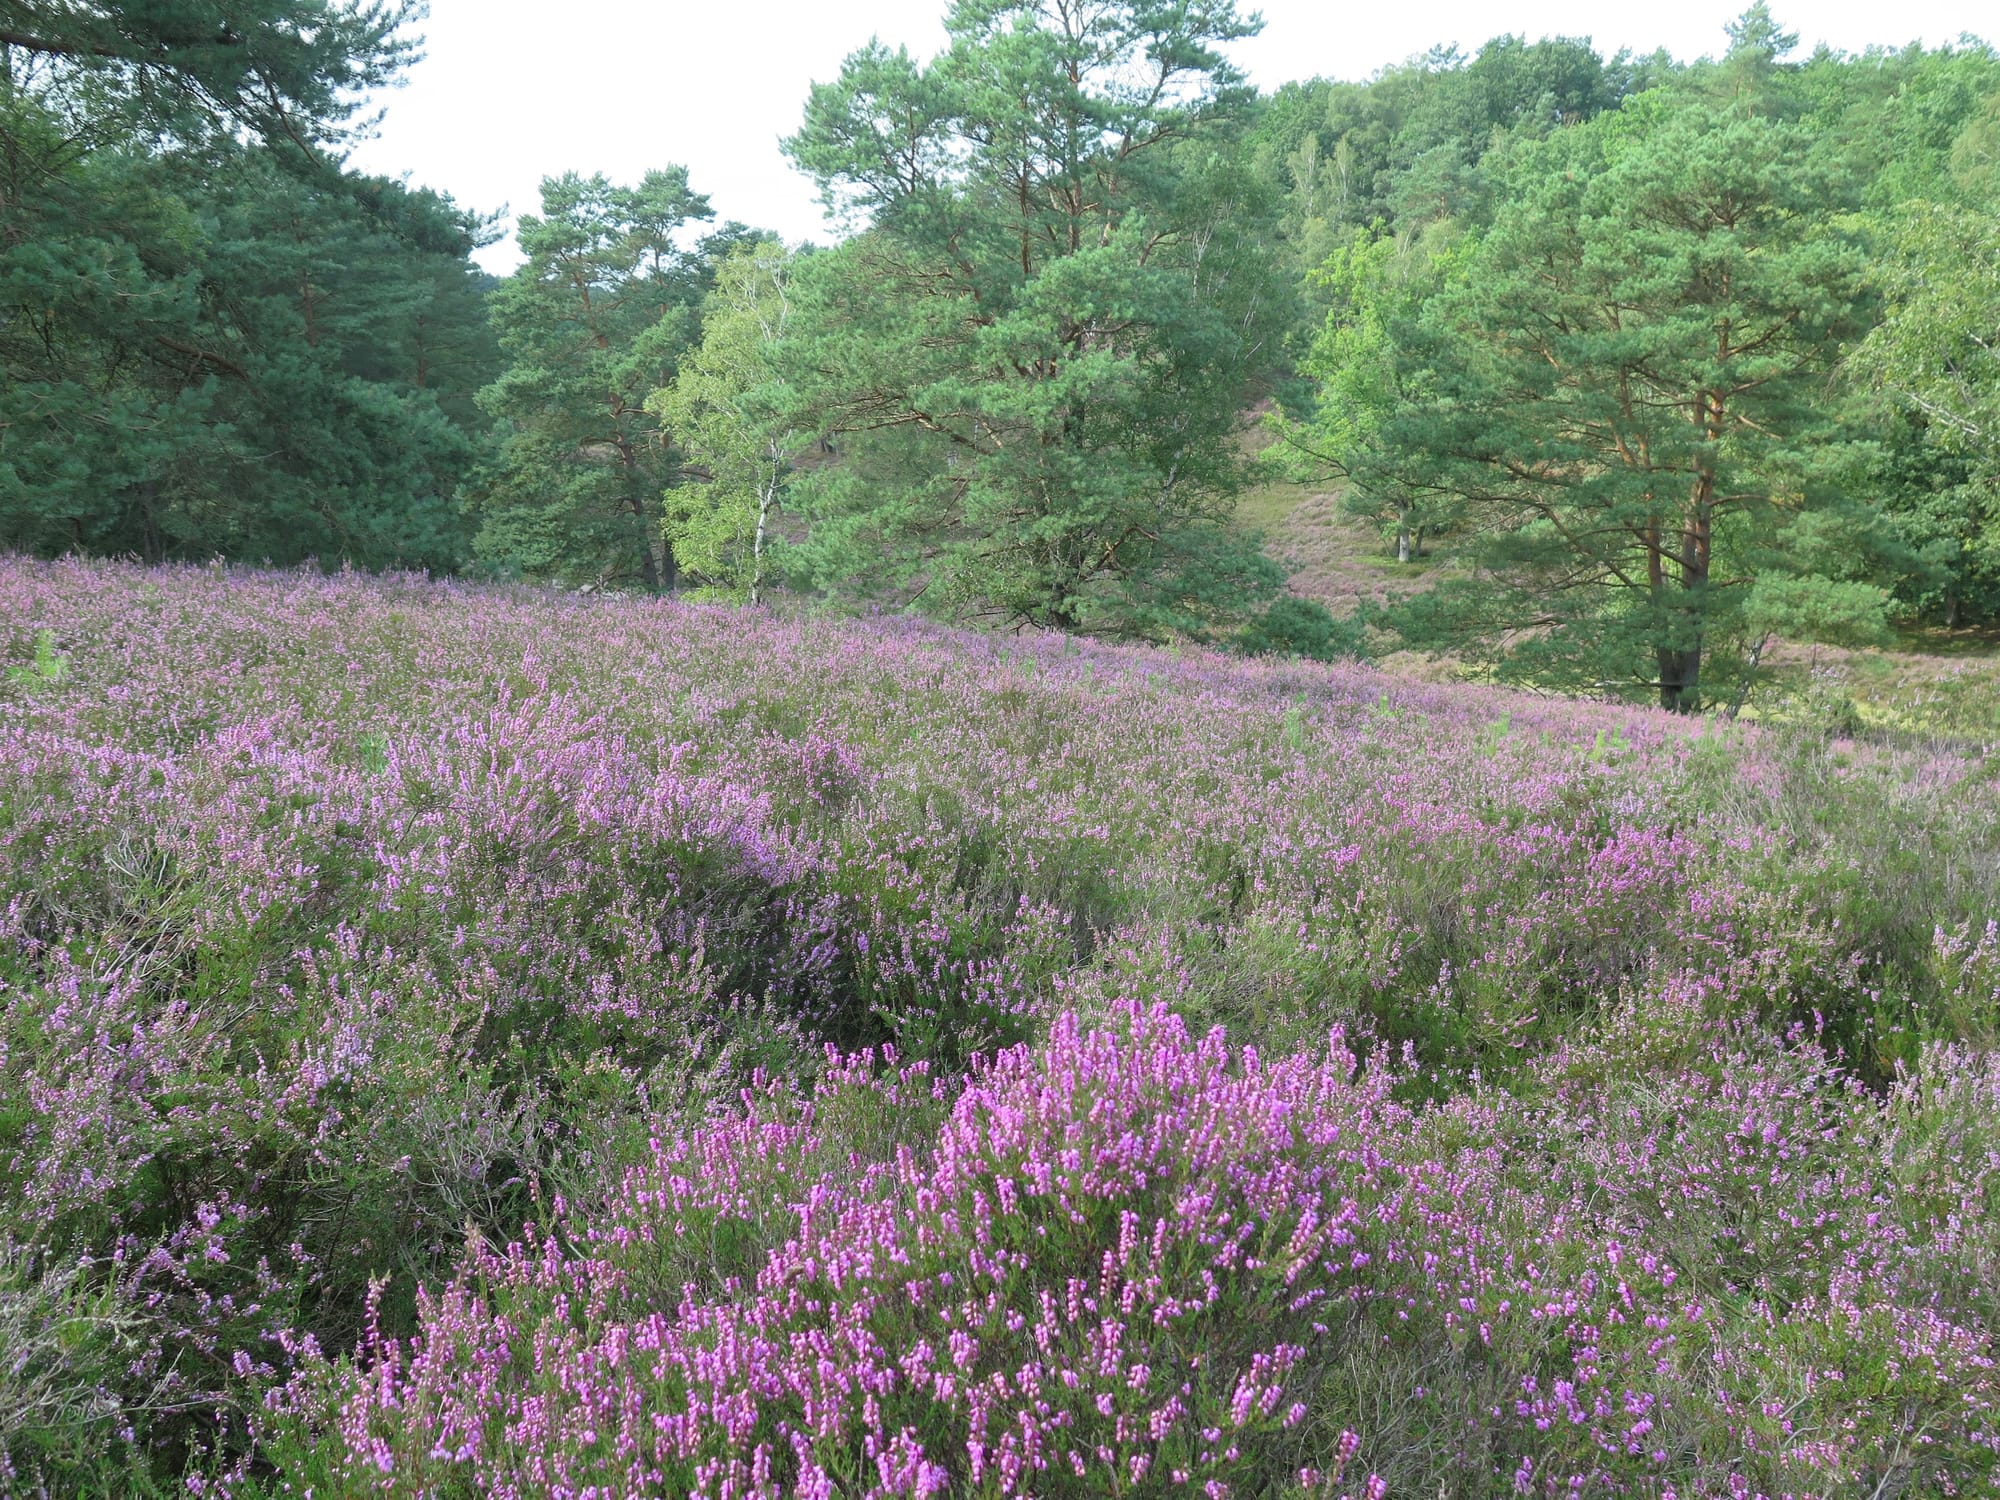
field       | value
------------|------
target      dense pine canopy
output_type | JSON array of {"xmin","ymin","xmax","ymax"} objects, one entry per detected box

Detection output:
[{"xmin": 0, "ymin": 1, "xmax": 489, "ymax": 567}]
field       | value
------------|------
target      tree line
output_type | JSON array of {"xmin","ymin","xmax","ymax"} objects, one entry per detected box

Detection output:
[{"xmin": 4, "ymin": 1, "xmax": 1998, "ymax": 705}]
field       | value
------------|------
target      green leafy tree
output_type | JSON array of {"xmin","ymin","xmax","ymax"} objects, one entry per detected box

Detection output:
[
  {"xmin": 1359, "ymin": 82, "xmax": 1878, "ymax": 710},
  {"xmin": 1849, "ymin": 414, "xmax": 1997, "ymax": 629},
  {"xmin": 646, "ymin": 240, "xmax": 805, "ymax": 604},
  {"xmin": 1252, "ymin": 36, "xmax": 1644, "ymax": 281},
  {"xmin": 1855, "ymin": 202, "xmax": 2000, "ymax": 490},
  {"xmin": 779, "ymin": 0, "xmax": 1298, "ymax": 640},
  {"xmin": 1273, "ymin": 228, "xmax": 1468, "ymax": 563},
  {"xmin": 1796, "ymin": 41, "xmax": 2000, "ymax": 209},
  {"xmin": 1950, "ymin": 89, "xmax": 2000, "ymax": 198},
  {"xmin": 1845, "ymin": 94, "xmax": 2000, "ymax": 629},
  {"xmin": 1857, "ymin": 234, "xmax": 2000, "ymax": 637},
  {"xmin": 1232, "ymin": 594, "xmax": 1363, "ymax": 661},
  {"xmin": 471, "ymin": 170, "xmax": 743, "ymax": 590}
]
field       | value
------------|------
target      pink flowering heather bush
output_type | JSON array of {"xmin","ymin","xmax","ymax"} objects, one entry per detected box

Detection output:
[
  {"xmin": 0, "ymin": 556, "xmax": 1996, "ymax": 1493},
  {"xmin": 247, "ymin": 998, "xmax": 2000, "ymax": 1498}
]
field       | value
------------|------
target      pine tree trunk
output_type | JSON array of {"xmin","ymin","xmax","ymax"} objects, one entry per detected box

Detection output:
[
  {"xmin": 1659, "ymin": 415, "xmax": 1718, "ymax": 715},
  {"xmin": 1656, "ymin": 647, "xmax": 1703, "ymax": 713},
  {"xmin": 1657, "ymin": 648, "xmax": 1681, "ymax": 712},
  {"xmin": 1655, "ymin": 614, "xmax": 1709, "ymax": 711},
  {"xmin": 136, "ymin": 481, "xmax": 164, "ymax": 565}
]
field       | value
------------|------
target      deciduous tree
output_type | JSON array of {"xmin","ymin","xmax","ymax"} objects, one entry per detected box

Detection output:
[{"xmin": 646, "ymin": 240, "xmax": 804, "ymax": 604}]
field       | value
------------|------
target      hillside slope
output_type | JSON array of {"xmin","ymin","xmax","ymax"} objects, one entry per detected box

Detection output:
[
  {"xmin": 1244, "ymin": 481, "xmax": 2000, "ymax": 730},
  {"xmin": 2, "ymin": 558, "xmax": 1997, "ymax": 1496}
]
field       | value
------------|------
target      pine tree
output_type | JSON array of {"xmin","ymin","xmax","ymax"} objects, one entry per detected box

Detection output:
[
  {"xmin": 470, "ymin": 170, "xmax": 748, "ymax": 590},
  {"xmin": 0, "ymin": 0, "xmax": 419, "ymax": 157},
  {"xmin": 0, "ymin": 1, "xmax": 501, "ymax": 567},
  {"xmin": 1, "ymin": 80, "xmax": 496, "ymax": 565},
  {"xmin": 1360, "ymin": 83, "xmax": 1880, "ymax": 709},
  {"xmin": 779, "ymin": 0, "xmax": 1299, "ymax": 639}
]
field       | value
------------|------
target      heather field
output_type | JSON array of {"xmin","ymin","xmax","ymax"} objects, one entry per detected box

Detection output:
[{"xmin": 4, "ymin": 558, "xmax": 2000, "ymax": 1498}]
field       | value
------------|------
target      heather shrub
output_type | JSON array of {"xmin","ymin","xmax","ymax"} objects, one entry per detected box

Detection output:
[
  {"xmin": 244, "ymin": 1002, "xmax": 2000, "ymax": 1499},
  {"xmin": 241, "ymin": 1006, "xmax": 1445, "ymax": 1496},
  {"xmin": 0, "ymin": 1241, "xmax": 166, "ymax": 1495},
  {"xmin": 1878, "ymin": 1042, "xmax": 2000, "ymax": 1329},
  {"xmin": 2, "ymin": 557, "xmax": 1998, "ymax": 1491}
]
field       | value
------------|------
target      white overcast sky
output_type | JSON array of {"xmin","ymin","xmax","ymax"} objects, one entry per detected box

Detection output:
[{"xmin": 347, "ymin": 0, "xmax": 1997, "ymax": 271}]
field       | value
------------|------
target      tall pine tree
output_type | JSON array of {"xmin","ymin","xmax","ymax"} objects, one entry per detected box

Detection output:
[
  {"xmin": 779, "ymin": 0, "xmax": 1304, "ymax": 640},
  {"xmin": 1355, "ymin": 76, "xmax": 1882, "ymax": 708},
  {"xmin": 1, "ymin": 4, "xmax": 498, "ymax": 566},
  {"xmin": 471, "ymin": 169, "xmax": 750, "ymax": 590}
]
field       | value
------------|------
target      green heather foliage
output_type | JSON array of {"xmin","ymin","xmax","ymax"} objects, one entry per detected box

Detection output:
[{"xmin": 2, "ymin": 559, "xmax": 1999, "ymax": 1495}]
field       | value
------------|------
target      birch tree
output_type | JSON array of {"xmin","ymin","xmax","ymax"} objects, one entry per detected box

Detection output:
[{"xmin": 647, "ymin": 241, "xmax": 804, "ymax": 604}]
